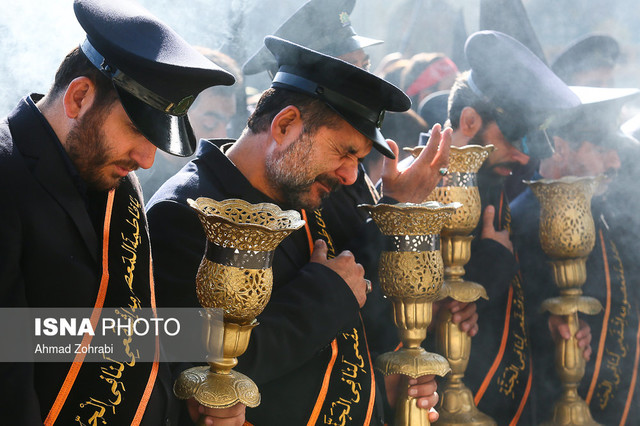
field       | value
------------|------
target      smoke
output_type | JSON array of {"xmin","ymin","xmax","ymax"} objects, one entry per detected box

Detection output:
[{"xmin": 0, "ymin": 0, "xmax": 300, "ymax": 115}]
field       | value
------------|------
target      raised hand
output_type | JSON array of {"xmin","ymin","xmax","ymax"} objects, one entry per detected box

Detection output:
[{"xmin": 380, "ymin": 123, "xmax": 451, "ymax": 203}]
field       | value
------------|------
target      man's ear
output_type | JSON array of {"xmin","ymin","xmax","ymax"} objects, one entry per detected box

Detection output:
[
  {"xmin": 62, "ymin": 76, "xmax": 96, "ymax": 119},
  {"xmin": 270, "ymin": 105, "xmax": 304, "ymax": 146},
  {"xmin": 459, "ymin": 106, "xmax": 483, "ymax": 138}
]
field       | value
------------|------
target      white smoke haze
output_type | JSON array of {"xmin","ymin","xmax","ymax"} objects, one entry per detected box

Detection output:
[{"xmin": 1, "ymin": 0, "xmax": 639, "ymax": 115}]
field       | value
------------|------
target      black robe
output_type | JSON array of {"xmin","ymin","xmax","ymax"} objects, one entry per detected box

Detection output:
[
  {"xmin": 512, "ymin": 186, "xmax": 640, "ymax": 425},
  {"xmin": 147, "ymin": 139, "xmax": 399, "ymax": 425},
  {"xmin": 0, "ymin": 96, "xmax": 176, "ymax": 425}
]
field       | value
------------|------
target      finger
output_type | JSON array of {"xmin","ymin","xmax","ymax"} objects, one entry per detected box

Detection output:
[
  {"xmin": 421, "ymin": 124, "xmax": 442, "ymax": 164},
  {"xmin": 482, "ymin": 205, "xmax": 496, "ymax": 235},
  {"xmin": 414, "ymin": 374, "xmax": 436, "ymax": 384},
  {"xmin": 556, "ymin": 323, "xmax": 572, "ymax": 340},
  {"xmin": 309, "ymin": 239, "xmax": 328, "ymax": 262},
  {"xmin": 381, "ymin": 139, "xmax": 400, "ymax": 180},
  {"xmin": 408, "ymin": 380, "xmax": 437, "ymax": 399},
  {"xmin": 431, "ymin": 126, "xmax": 452, "ymax": 168},
  {"xmin": 469, "ymin": 323, "xmax": 479, "ymax": 337},
  {"xmin": 445, "ymin": 298, "xmax": 460, "ymax": 312},
  {"xmin": 336, "ymin": 249, "xmax": 355, "ymax": 261},
  {"xmin": 459, "ymin": 313, "xmax": 478, "ymax": 333},
  {"xmin": 414, "ymin": 391, "xmax": 439, "ymax": 410},
  {"xmin": 452, "ymin": 302, "xmax": 476, "ymax": 323},
  {"xmin": 583, "ymin": 345, "xmax": 592, "ymax": 361},
  {"xmin": 428, "ymin": 407, "xmax": 440, "ymax": 423}
]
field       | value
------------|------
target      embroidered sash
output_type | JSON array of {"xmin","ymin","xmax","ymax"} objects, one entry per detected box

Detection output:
[
  {"xmin": 473, "ymin": 189, "xmax": 532, "ymax": 425},
  {"xmin": 303, "ymin": 208, "xmax": 376, "ymax": 426},
  {"xmin": 44, "ymin": 179, "xmax": 159, "ymax": 425}
]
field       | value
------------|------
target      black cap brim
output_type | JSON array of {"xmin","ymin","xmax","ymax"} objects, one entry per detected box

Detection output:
[
  {"xmin": 265, "ymin": 36, "xmax": 410, "ymax": 160},
  {"xmin": 116, "ymin": 87, "xmax": 196, "ymax": 157},
  {"xmin": 327, "ymin": 104, "xmax": 394, "ymax": 158}
]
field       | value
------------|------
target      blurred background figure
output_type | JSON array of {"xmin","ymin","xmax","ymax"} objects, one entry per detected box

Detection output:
[
  {"xmin": 375, "ymin": 54, "xmax": 411, "ymax": 88},
  {"xmin": 189, "ymin": 48, "xmax": 243, "ymax": 141},
  {"xmin": 400, "ymin": 52, "xmax": 459, "ymax": 110},
  {"xmin": 551, "ymin": 34, "xmax": 620, "ymax": 87},
  {"xmin": 418, "ymin": 90, "xmax": 450, "ymax": 129},
  {"xmin": 242, "ymin": 0, "xmax": 382, "ymax": 78},
  {"xmin": 511, "ymin": 86, "xmax": 640, "ymax": 425},
  {"xmin": 137, "ymin": 47, "xmax": 243, "ymax": 201}
]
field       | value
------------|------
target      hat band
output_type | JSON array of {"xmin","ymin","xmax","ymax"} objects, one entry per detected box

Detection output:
[
  {"xmin": 80, "ymin": 39, "xmax": 194, "ymax": 116},
  {"xmin": 272, "ymin": 71, "xmax": 384, "ymax": 128}
]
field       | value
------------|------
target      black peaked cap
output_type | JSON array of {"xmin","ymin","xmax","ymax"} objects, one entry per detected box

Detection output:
[
  {"xmin": 551, "ymin": 34, "xmax": 620, "ymax": 83},
  {"xmin": 243, "ymin": 0, "xmax": 382, "ymax": 75},
  {"xmin": 553, "ymin": 86, "xmax": 640, "ymax": 146},
  {"xmin": 74, "ymin": 0, "xmax": 235, "ymax": 157},
  {"xmin": 465, "ymin": 31, "xmax": 580, "ymax": 147},
  {"xmin": 418, "ymin": 90, "xmax": 450, "ymax": 128},
  {"xmin": 265, "ymin": 36, "xmax": 410, "ymax": 159}
]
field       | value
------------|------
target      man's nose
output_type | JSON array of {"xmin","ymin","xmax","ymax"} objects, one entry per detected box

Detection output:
[
  {"xmin": 132, "ymin": 138, "xmax": 157, "ymax": 169},
  {"xmin": 335, "ymin": 158, "xmax": 359, "ymax": 186}
]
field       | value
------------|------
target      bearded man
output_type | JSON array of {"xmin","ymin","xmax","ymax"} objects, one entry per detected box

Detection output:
[
  {"xmin": 147, "ymin": 36, "xmax": 451, "ymax": 425},
  {"xmin": 0, "ymin": 0, "xmax": 239, "ymax": 424}
]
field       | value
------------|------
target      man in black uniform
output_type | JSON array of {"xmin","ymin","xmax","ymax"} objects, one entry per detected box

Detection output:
[
  {"xmin": 444, "ymin": 30, "xmax": 586, "ymax": 424},
  {"xmin": 242, "ymin": 0, "xmax": 480, "ymax": 385},
  {"xmin": 147, "ymin": 37, "xmax": 451, "ymax": 425},
  {"xmin": 511, "ymin": 86, "xmax": 640, "ymax": 424},
  {"xmin": 0, "ymin": 0, "xmax": 238, "ymax": 424}
]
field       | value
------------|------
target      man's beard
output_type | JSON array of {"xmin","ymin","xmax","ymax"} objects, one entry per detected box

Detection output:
[
  {"xmin": 265, "ymin": 132, "xmax": 341, "ymax": 210},
  {"xmin": 470, "ymin": 126, "xmax": 522, "ymax": 176},
  {"xmin": 65, "ymin": 105, "xmax": 137, "ymax": 191}
]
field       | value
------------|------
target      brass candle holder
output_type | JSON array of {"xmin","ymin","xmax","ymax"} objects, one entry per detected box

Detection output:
[
  {"xmin": 408, "ymin": 145, "xmax": 496, "ymax": 425},
  {"xmin": 360, "ymin": 202, "xmax": 459, "ymax": 426},
  {"xmin": 526, "ymin": 177, "xmax": 603, "ymax": 426},
  {"xmin": 174, "ymin": 198, "xmax": 304, "ymax": 423}
]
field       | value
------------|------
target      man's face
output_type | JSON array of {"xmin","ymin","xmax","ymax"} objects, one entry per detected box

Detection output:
[
  {"xmin": 65, "ymin": 101, "xmax": 157, "ymax": 191},
  {"xmin": 265, "ymin": 119, "xmax": 372, "ymax": 210},
  {"xmin": 471, "ymin": 121, "xmax": 530, "ymax": 177},
  {"xmin": 571, "ymin": 66, "xmax": 615, "ymax": 88},
  {"xmin": 338, "ymin": 48, "xmax": 371, "ymax": 71},
  {"xmin": 188, "ymin": 88, "xmax": 237, "ymax": 140},
  {"xmin": 557, "ymin": 137, "xmax": 621, "ymax": 180}
]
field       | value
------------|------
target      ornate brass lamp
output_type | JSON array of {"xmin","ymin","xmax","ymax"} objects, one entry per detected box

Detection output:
[
  {"xmin": 408, "ymin": 145, "xmax": 496, "ymax": 425},
  {"xmin": 359, "ymin": 202, "xmax": 459, "ymax": 426},
  {"xmin": 526, "ymin": 177, "xmax": 603, "ymax": 426},
  {"xmin": 174, "ymin": 198, "xmax": 305, "ymax": 423}
]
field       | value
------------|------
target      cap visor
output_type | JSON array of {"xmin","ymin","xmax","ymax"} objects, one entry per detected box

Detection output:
[
  {"xmin": 327, "ymin": 104, "xmax": 395, "ymax": 159},
  {"xmin": 352, "ymin": 35, "xmax": 383, "ymax": 50},
  {"xmin": 116, "ymin": 87, "xmax": 196, "ymax": 157}
]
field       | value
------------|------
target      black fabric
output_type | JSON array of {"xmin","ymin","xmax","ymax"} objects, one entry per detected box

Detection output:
[
  {"xmin": 465, "ymin": 31, "xmax": 580, "ymax": 143},
  {"xmin": 0, "ymin": 96, "xmax": 177, "ymax": 425},
  {"xmin": 146, "ymin": 140, "xmax": 399, "ymax": 425},
  {"xmin": 511, "ymin": 188, "xmax": 640, "ymax": 424},
  {"xmin": 460, "ymin": 169, "xmax": 534, "ymax": 425}
]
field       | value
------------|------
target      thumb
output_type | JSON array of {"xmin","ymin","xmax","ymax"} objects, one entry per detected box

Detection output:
[
  {"xmin": 309, "ymin": 239, "xmax": 328, "ymax": 263},
  {"xmin": 482, "ymin": 205, "xmax": 496, "ymax": 235},
  {"xmin": 381, "ymin": 139, "xmax": 399, "ymax": 180}
]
